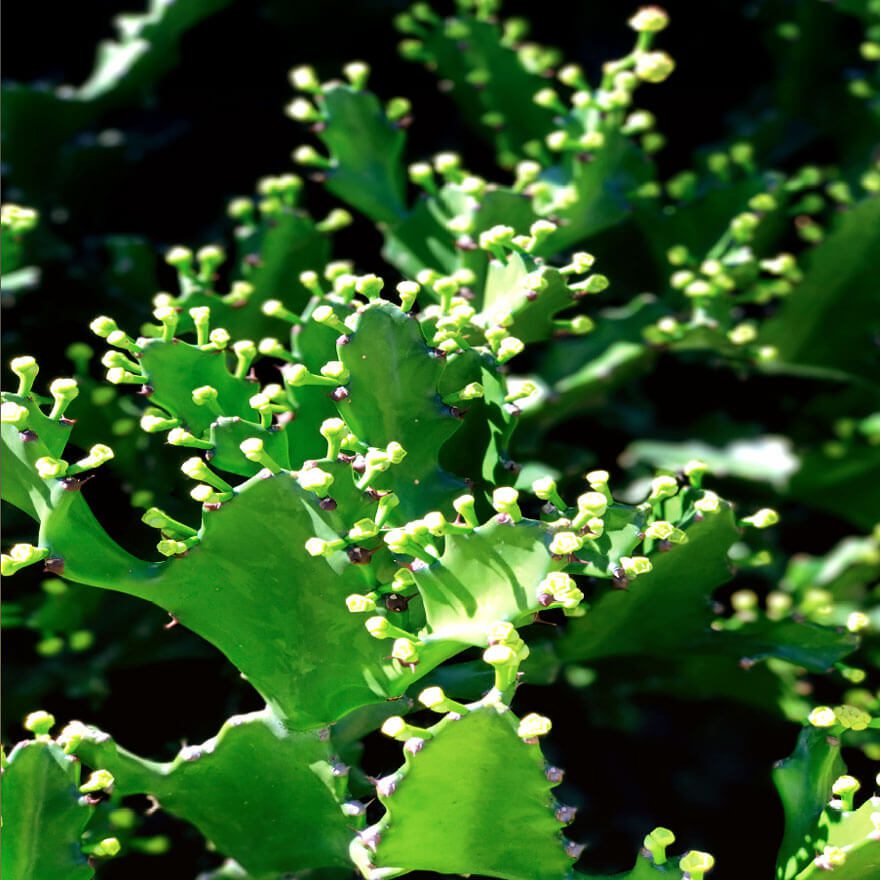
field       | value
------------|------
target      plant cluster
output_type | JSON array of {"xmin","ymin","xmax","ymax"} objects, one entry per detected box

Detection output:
[{"xmin": 2, "ymin": 1, "xmax": 879, "ymax": 879}]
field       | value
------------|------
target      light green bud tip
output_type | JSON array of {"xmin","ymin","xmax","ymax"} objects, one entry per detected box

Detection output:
[
  {"xmin": 240, "ymin": 438, "xmax": 265, "ymax": 460},
  {"xmin": 1, "ymin": 401, "xmax": 29, "ymax": 429},
  {"xmin": 366, "ymin": 616, "xmax": 390, "ymax": 638},
  {"xmin": 80, "ymin": 768, "xmax": 115, "ymax": 793},
  {"xmin": 847, "ymin": 611, "xmax": 870, "ymax": 633},
  {"xmin": 578, "ymin": 491, "xmax": 608, "ymax": 517},
  {"xmin": 381, "ymin": 716, "xmax": 408, "ymax": 739},
  {"xmin": 835, "ymin": 705, "xmax": 872, "ymax": 731},
  {"xmin": 386, "ymin": 441, "xmax": 407, "ymax": 463},
  {"xmin": 621, "ymin": 556, "xmax": 653, "ymax": 577},
  {"xmin": 349, "ymin": 519, "xmax": 379, "ymax": 540},
  {"xmin": 694, "ymin": 490, "xmax": 721, "ymax": 514},
  {"xmin": 643, "ymin": 826, "xmax": 675, "ymax": 864},
  {"xmin": 346, "ymin": 593, "xmax": 377, "ymax": 613},
  {"xmin": 165, "ymin": 246, "xmax": 193, "ymax": 268},
  {"xmin": 646, "ymin": 520, "xmax": 687, "ymax": 543},
  {"xmin": 550, "ymin": 531, "xmax": 583, "ymax": 556},
  {"xmin": 741, "ymin": 508, "xmax": 779, "ymax": 529},
  {"xmin": 635, "ymin": 51, "xmax": 676, "ymax": 83},
  {"xmin": 496, "ymin": 336, "xmax": 525, "ymax": 363},
  {"xmin": 298, "ymin": 466, "xmax": 334, "ymax": 494},
  {"xmin": 93, "ymin": 838, "xmax": 122, "ymax": 858},
  {"xmin": 809, "ymin": 707, "xmax": 838, "ymax": 731},
  {"xmin": 89, "ymin": 316, "xmax": 119, "ymax": 339},
  {"xmin": 629, "ymin": 6, "xmax": 670, "ymax": 32},
  {"xmin": 483, "ymin": 644, "xmax": 517, "ymax": 666},
  {"xmin": 532, "ymin": 477, "xmax": 558, "ymax": 501},
  {"xmin": 517, "ymin": 713, "xmax": 552, "ymax": 740},
  {"xmin": 418, "ymin": 686, "xmax": 447, "ymax": 709},
  {"xmin": 831, "ymin": 774, "xmax": 860, "ymax": 796},
  {"xmin": 679, "ymin": 850, "xmax": 714, "ymax": 876},
  {"xmin": 24, "ymin": 710, "xmax": 55, "ymax": 736},
  {"xmin": 356, "ymin": 274, "xmax": 384, "ymax": 297},
  {"xmin": 36, "ymin": 457, "xmax": 69, "ymax": 479},
  {"xmin": 492, "ymin": 486, "xmax": 520, "ymax": 511},
  {"xmin": 181, "ymin": 457, "xmax": 209, "ymax": 480},
  {"xmin": 57, "ymin": 721, "xmax": 88, "ymax": 753},
  {"xmin": 649, "ymin": 475, "xmax": 678, "ymax": 502},
  {"xmin": 192, "ymin": 385, "xmax": 218, "ymax": 405},
  {"xmin": 392, "ymin": 637, "xmax": 419, "ymax": 663}
]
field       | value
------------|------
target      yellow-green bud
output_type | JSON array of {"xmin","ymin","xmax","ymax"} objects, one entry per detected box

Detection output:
[
  {"xmin": 517, "ymin": 713, "xmax": 552, "ymax": 740},
  {"xmin": 629, "ymin": 7, "xmax": 670, "ymax": 32},
  {"xmin": 24, "ymin": 710, "xmax": 56, "ymax": 736},
  {"xmin": 635, "ymin": 51, "xmax": 675, "ymax": 83}
]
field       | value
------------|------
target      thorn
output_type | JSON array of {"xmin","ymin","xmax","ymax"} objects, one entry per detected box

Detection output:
[
  {"xmin": 546, "ymin": 766, "xmax": 565, "ymax": 783},
  {"xmin": 44, "ymin": 557, "xmax": 65, "ymax": 575},
  {"xmin": 347, "ymin": 545, "xmax": 376, "ymax": 565},
  {"xmin": 564, "ymin": 840, "xmax": 586, "ymax": 859},
  {"xmin": 138, "ymin": 385, "xmax": 154, "ymax": 396},
  {"xmin": 164, "ymin": 615, "xmax": 179, "ymax": 630},
  {"xmin": 404, "ymin": 736, "xmax": 425, "ymax": 754},
  {"xmin": 20, "ymin": 429, "xmax": 38, "ymax": 443},
  {"xmin": 145, "ymin": 795, "xmax": 161, "ymax": 815},
  {"xmin": 376, "ymin": 776, "xmax": 398, "ymax": 797},
  {"xmin": 385, "ymin": 593, "xmax": 410, "ymax": 612},
  {"xmin": 556, "ymin": 805, "xmax": 577, "ymax": 824}
]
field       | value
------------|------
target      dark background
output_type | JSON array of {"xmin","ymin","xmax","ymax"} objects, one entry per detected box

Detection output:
[{"xmin": 3, "ymin": 1, "xmax": 874, "ymax": 878}]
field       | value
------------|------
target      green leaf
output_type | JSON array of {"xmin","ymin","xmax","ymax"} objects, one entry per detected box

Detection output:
[
  {"xmin": 559, "ymin": 506, "xmax": 855, "ymax": 671},
  {"xmin": 335, "ymin": 301, "xmax": 465, "ymax": 517},
  {"xmin": 415, "ymin": 14, "xmax": 554, "ymax": 160},
  {"xmin": 1, "ymin": 740, "xmax": 93, "ymax": 880},
  {"xmin": 354, "ymin": 703, "xmax": 574, "ymax": 880},
  {"xmin": 138, "ymin": 338, "xmax": 258, "ymax": 436},
  {"xmin": 761, "ymin": 197, "xmax": 880, "ymax": 385},
  {"xmin": 69, "ymin": 708, "xmax": 353, "ymax": 876},
  {"xmin": 76, "ymin": 0, "xmax": 233, "ymax": 105},
  {"xmin": 413, "ymin": 518, "xmax": 554, "ymax": 646},
  {"xmin": 315, "ymin": 86, "xmax": 408, "ymax": 224},
  {"xmin": 0, "ymin": 392, "xmax": 72, "ymax": 520},
  {"xmin": 774, "ymin": 726, "xmax": 846, "ymax": 880}
]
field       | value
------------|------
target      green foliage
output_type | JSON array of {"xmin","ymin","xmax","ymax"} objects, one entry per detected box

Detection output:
[{"xmin": 3, "ymin": 1, "xmax": 880, "ymax": 878}]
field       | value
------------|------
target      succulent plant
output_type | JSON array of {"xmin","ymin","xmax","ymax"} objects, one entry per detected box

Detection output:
[{"xmin": 3, "ymin": 1, "xmax": 879, "ymax": 878}]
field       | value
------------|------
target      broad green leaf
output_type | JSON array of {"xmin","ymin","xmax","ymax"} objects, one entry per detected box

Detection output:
[
  {"xmin": 354, "ymin": 703, "xmax": 574, "ymax": 880},
  {"xmin": 69, "ymin": 709, "xmax": 353, "ymax": 876},
  {"xmin": 2, "ymin": 740, "xmax": 93, "ymax": 880}
]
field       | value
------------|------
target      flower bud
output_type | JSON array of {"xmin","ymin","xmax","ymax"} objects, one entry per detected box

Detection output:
[
  {"xmin": 24, "ymin": 710, "xmax": 55, "ymax": 736},
  {"xmin": 629, "ymin": 6, "xmax": 670, "ymax": 32},
  {"xmin": 517, "ymin": 713, "xmax": 552, "ymax": 740},
  {"xmin": 550, "ymin": 531, "xmax": 583, "ymax": 556},
  {"xmin": 635, "ymin": 51, "xmax": 675, "ymax": 83},
  {"xmin": 80, "ymin": 769, "xmax": 115, "ymax": 793}
]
